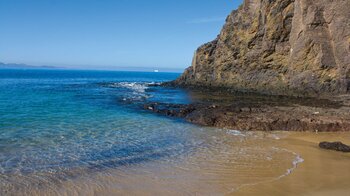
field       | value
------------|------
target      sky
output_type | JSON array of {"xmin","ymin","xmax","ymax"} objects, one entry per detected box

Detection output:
[{"xmin": 0, "ymin": 0, "xmax": 242, "ymax": 71}]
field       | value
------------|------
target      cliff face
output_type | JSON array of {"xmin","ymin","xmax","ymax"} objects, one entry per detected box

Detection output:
[{"xmin": 175, "ymin": 0, "xmax": 350, "ymax": 97}]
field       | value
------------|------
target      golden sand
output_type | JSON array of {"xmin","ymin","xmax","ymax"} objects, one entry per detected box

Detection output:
[
  {"xmin": 58, "ymin": 132, "xmax": 350, "ymax": 195},
  {"xmin": 6, "ymin": 131, "xmax": 350, "ymax": 195},
  {"xmin": 234, "ymin": 132, "xmax": 350, "ymax": 196}
]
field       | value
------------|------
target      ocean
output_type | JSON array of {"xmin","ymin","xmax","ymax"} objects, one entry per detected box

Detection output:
[{"xmin": 0, "ymin": 69, "xmax": 301, "ymax": 195}]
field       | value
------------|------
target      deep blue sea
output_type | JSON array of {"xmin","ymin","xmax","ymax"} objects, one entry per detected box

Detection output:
[{"xmin": 0, "ymin": 69, "xmax": 300, "ymax": 195}]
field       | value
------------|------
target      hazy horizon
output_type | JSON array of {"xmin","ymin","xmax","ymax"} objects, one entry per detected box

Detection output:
[
  {"xmin": 0, "ymin": 61, "xmax": 185, "ymax": 72},
  {"xmin": 0, "ymin": 0, "xmax": 242, "ymax": 70}
]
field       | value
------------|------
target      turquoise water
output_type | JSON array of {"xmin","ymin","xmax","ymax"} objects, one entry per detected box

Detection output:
[
  {"xmin": 0, "ymin": 69, "xmax": 300, "ymax": 195},
  {"xmin": 0, "ymin": 70, "xmax": 196, "ymax": 179}
]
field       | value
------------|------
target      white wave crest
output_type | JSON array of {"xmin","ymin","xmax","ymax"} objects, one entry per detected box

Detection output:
[
  {"xmin": 109, "ymin": 82, "xmax": 161, "ymax": 92},
  {"xmin": 110, "ymin": 82, "xmax": 149, "ymax": 93},
  {"xmin": 227, "ymin": 130, "xmax": 246, "ymax": 137}
]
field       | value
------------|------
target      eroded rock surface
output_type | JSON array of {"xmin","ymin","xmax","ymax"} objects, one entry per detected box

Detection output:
[
  {"xmin": 143, "ymin": 94, "xmax": 350, "ymax": 132},
  {"xmin": 173, "ymin": 0, "xmax": 350, "ymax": 97}
]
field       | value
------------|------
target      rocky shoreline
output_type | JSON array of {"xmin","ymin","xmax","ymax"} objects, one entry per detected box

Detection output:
[
  {"xmin": 143, "ymin": 90, "xmax": 350, "ymax": 132},
  {"xmin": 156, "ymin": 0, "xmax": 350, "ymax": 132},
  {"xmin": 173, "ymin": 0, "xmax": 350, "ymax": 97}
]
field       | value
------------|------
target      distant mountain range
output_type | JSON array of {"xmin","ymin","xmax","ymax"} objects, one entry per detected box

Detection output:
[{"xmin": 0, "ymin": 62, "xmax": 58, "ymax": 69}]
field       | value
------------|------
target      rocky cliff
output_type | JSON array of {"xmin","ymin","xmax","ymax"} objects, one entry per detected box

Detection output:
[{"xmin": 174, "ymin": 0, "xmax": 350, "ymax": 97}]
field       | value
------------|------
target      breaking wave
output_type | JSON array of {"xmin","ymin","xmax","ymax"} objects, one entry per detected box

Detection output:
[
  {"xmin": 104, "ymin": 82, "xmax": 161, "ymax": 102},
  {"xmin": 108, "ymin": 82, "xmax": 158, "ymax": 93}
]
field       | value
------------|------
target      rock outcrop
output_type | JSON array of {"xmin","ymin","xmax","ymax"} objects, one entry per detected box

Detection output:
[
  {"xmin": 319, "ymin": 141, "xmax": 350, "ymax": 152},
  {"xmin": 173, "ymin": 0, "xmax": 350, "ymax": 97},
  {"xmin": 144, "ymin": 97, "xmax": 350, "ymax": 132}
]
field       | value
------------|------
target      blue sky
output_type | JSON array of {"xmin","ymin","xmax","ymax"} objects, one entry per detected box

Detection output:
[{"xmin": 0, "ymin": 0, "xmax": 242, "ymax": 71}]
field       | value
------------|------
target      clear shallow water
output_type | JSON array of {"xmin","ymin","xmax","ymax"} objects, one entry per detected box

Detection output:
[{"xmin": 0, "ymin": 69, "xmax": 301, "ymax": 195}]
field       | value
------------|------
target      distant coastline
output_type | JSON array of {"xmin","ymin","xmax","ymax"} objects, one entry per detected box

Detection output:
[
  {"xmin": 0, "ymin": 62, "xmax": 183, "ymax": 73},
  {"xmin": 0, "ymin": 62, "xmax": 59, "ymax": 70}
]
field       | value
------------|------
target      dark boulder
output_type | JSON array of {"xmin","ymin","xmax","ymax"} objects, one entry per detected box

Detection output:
[{"xmin": 319, "ymin": 142, "xmax": 350, "ymax": 152}]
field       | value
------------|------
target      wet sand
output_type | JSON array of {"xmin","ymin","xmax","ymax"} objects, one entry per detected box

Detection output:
[
  {"xmin": 3, "ymin": 131, "xmax": 350, "ymax": 195},
  {"xmin": 78, "ymin": 132, "xmax": 350, "ymax": 196},
  {"xmin": 235, "ymin": 132, "xmax": 350, "ymax": 196}
]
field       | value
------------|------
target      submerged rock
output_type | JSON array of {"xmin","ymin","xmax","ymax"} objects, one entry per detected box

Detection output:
[
  {"xmin": 172, "ymin": 0, "xmax": 350, "ymax": 97},
  {"xmin": 319, "ymin": 142, "xmax": 350, "ymax": 152}
]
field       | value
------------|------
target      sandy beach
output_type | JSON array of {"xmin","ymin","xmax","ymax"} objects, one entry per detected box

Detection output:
[
  {"xmin": 235, "ymin": 132, "xmax": 350, "ymax": 196},
  {"xmin": 1, "ymin": 0, "xmax": 349, "ymax": 195},
  {"xmin": 17, "ymin": 131, "xmax": 349, "ymax": 196}
]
